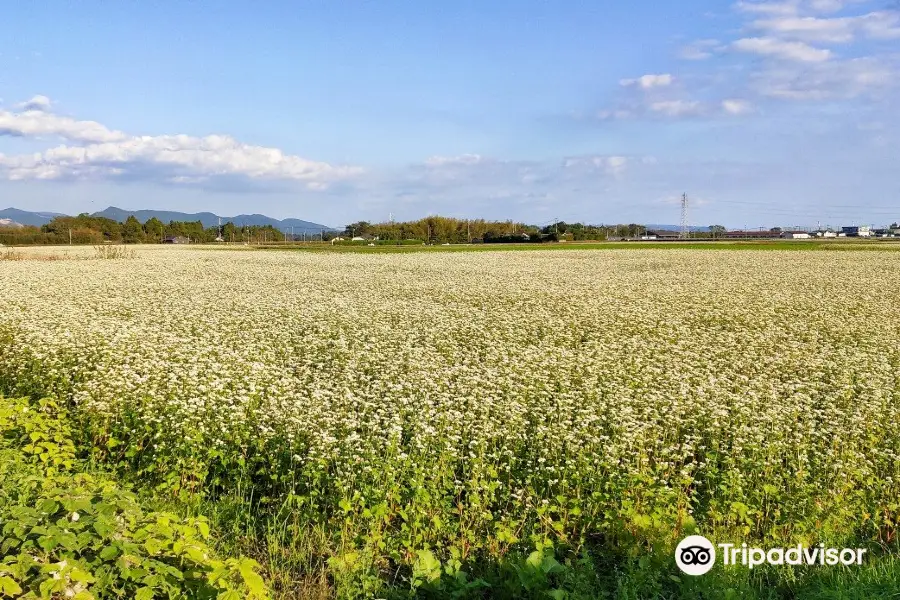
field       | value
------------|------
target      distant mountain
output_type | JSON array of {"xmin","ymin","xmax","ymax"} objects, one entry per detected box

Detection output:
[
  {"xmin": 0, "ymin": 208, "xmax": 66, "ymax": 227},
  {"xmin": 93, "ymin": 207, "xmax": 221, "ymax": 227},
  {"xmin": 91, "ymin": 206, "xmax": 334, "ymax": 233},
  {"xmin": 0, "ymin": 218, "xmax": 25, "ymax": 229}
]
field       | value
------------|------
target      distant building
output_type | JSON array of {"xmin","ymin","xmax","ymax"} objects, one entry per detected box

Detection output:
[
  {"xmin": 645, "ymin": 229, "xmax": 679, "ymax": 239},
  {"xmin": 723, "ymin": 230, "xmax": 779, "ymax": 239},
  {"xmin": 163, "ymin": 236, "xmax": 190, "ymax": 244},
  {"xmin": 782, "ymin": 231, "xmax": 811, "ymax": 239},
  {"xmin": 841, "ymin": 226, "xmax": 871, "ymax": 237},
  {"xmin": 816, "ymin": 231, "xmax": 837, "ymax": 238}
]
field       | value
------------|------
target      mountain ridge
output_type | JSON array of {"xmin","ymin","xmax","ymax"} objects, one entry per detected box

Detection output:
[
  {"xmin": 0, "ymin": 208, "xmax": 68, "ymax": 227},
  {"xmin": 0, "ymin": 207, "xmax": 335, "ymax": 233}
]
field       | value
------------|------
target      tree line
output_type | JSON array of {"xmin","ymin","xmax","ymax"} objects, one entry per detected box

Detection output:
[
  {"xmin": 1, "ymin": 213, "xmax": 742, "ymax": 245},
  {"xmin": 0, "ymin": 214, "xmax": 286, "ymax": 245},
  {"xmin": 340, "ymin": 218, "xmax": 659, "ymax": 243}
]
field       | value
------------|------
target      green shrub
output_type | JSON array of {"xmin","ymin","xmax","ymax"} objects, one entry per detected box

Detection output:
[{"xmin": 0, "ymin": 396, "xmax": 270, "ymax": 600}]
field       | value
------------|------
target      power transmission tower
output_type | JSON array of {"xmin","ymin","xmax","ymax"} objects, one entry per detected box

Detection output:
[{"xmin": 679, "ymin": 193, "xmax": 689, "ymax": 239}]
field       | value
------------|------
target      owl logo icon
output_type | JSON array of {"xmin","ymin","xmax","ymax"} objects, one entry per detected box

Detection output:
[{"xmin": 675, "ymin": 535, "xmax": 716, "ymax": 576}]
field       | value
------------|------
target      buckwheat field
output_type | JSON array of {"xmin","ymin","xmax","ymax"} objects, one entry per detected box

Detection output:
[{"xmin": 2, "ymin": 245, "xmax": 899, "ymax": 598}]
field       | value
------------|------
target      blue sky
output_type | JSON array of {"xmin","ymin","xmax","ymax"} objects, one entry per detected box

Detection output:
[{"xmin": 0, "ymin": 0, "xmax": 898, "ymax": 228}]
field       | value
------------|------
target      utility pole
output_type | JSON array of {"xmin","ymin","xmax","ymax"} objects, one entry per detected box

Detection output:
[
  {"xmin": 679, "ymin": 193, "xmax": 689, "ymax": 239},
  {"xmin": 68, "ymin": 228, "xmax": 72, "ymax": 245}
]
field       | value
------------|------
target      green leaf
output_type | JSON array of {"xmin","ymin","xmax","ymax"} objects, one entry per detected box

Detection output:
[
  {"xmin": 135, "ymin": 587, "xmax": 155, "ymax": 600},
  {"xmin": 526, "ymin": 550, "xmax": 543, "ymax": 570},
  {"xmin": 238, "ymin": 560, "xmax": 267, "ymax": 598},
  {"xmin": 99, "ymin": 545, "xmax": 120, "ymax": 560},
  {"xmin": 39, "ymin": 499, "xmax": 59, "ymax": 515},
  {"xmin": 144, "ymin": 538, "xmax": 163, "ymax": 555},
  {"xmin": 196, "ymin": 520, "xmax": 210, "ymax": 539},
  {"xmin": 541, "ymin": 555, "xmax": 563, "ymax": 575},
  {"xmin": 38, "ymin": 535, "xmax": 58, "ymax": 551},
  {"xmin": 0, "ymin": 576, "xmax": 22, "ymax": 596},
  {"xmin": 70, "ymin": 567, "xmax": 96, "ymax": 584}
]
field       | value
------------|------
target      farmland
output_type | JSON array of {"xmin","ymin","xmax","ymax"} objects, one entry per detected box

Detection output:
[{"xmin": 1, "ymin": 245, "xmax": 899, "ymax": 598}]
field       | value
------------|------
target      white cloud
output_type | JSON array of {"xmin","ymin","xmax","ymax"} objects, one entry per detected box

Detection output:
[
  {"xmin": 752, "ymin": 12, "xmax": 900, "ymax": 43},
  {"xmin": 0, "ymin": 97, "xmax": 362, "ymax": 187},
  {"xmin": 598, "ymin": 98, "xmax": 756, "ymax": 120},
  {"xmin": 649, "ymin": 100, "xmax": 705, "ymax": 116},
  {"xmin": 804, "ymin": 0, "xmax": 867, "ymax": 14},
  {"xmin": 735, "ymin": 0, "xmax": 864, "ymax": 16},
  {"xmin": 562, "ymin": 155, "xmax": 630, "ymax": 175},
  {"xmin": 0, "ymin": 109, "xmax": 128, "ymax": 143},
  {"xmin": 752, "ymin": 56, "xmax": 896, "ymax": 99},
  {"xmin": 722, "ymin": 99, "xmax": 755, "ymax": 114},
  {"xmin": 15, "ymin": 95, "xmax": 52, "ymax": 112},
  {"xmin": 592, "ymin": 1, "xmax": 896, "ymax": 124},
  {"xmin": 732, "ymin": 36, "xmax": 833, "ymax": 61},
  {"xmin": 735, "ymin": 1, "xmax": 801, "ymax": 16},
  {"xmin": 752, "ymin": 15, "xmax": 854, "ymax": 42},
  {"xmin": 424, "ymin": 154, "xmax": 484, "ymax": 167},
  {"xmin": 679, "ymin": 40, "xmax": 720, "ymax": 60},
  {"xmin": 620, "ymin": 74, "xmax": 674, "ymax": 89}
]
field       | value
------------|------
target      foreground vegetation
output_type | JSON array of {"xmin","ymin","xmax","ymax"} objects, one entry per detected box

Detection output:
[
  {"xmin": 0, "ymin": 394, "xmax": 270, "ymax": 599},
  {"xmin": 1, "ymin": 246, "xmax": 899, "ymax": 598}
]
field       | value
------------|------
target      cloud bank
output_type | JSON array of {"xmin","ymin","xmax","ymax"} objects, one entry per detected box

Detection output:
[
  {"xmin": 596, "ymin": 0, "xmax": 899, "ymax": 120},
  {"xmin": 0, "ymin": 99, "xmax": 362, "ymax": 188}
]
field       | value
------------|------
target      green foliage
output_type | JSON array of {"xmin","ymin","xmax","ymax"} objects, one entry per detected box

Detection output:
[
  {"xmin": 0, "ymin": 396, "xmax": 271, "ymax": 600},
  {"xmin": 0, "ymin": 214, "xmax": 287, "ymax": 246},
  {"xmin": 340, "ymin": 216, "xmax": 534, "ymax": 244},
  {"xmin": 122, "ymin": 216, "xmax": 145, "ymax": 244}
]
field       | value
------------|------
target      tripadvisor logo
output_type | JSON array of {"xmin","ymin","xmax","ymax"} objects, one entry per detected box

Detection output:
[
  {"xmin": 675, "ymin": 535, "xmax": 716, "ymax": 575},
  {"xmin": 675, "ymin": 536, "xmax": 867, "ymax": 576}
]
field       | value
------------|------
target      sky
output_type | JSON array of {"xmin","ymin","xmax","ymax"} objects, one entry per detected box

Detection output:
[{"xmin": 0, "ymin": 0, "xmax": 898, "ymax": 229}]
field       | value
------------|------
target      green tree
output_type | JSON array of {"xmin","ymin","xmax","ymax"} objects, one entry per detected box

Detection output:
[
  {"xmin": 122, "ymin": 215, "xmax": 145, "ymax": 244},
  {"xmin": 143, "ymin": 217, "xmax": 164, "ymax": 242},
  {"xmin": 344, "ymin": 221, "xmax": 373, "ymax": 237}
]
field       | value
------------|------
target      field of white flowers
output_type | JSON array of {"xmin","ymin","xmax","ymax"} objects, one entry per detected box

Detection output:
[{"xmin": 1, "ymin": 245, "xmax": 899, "ymax": 598}]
